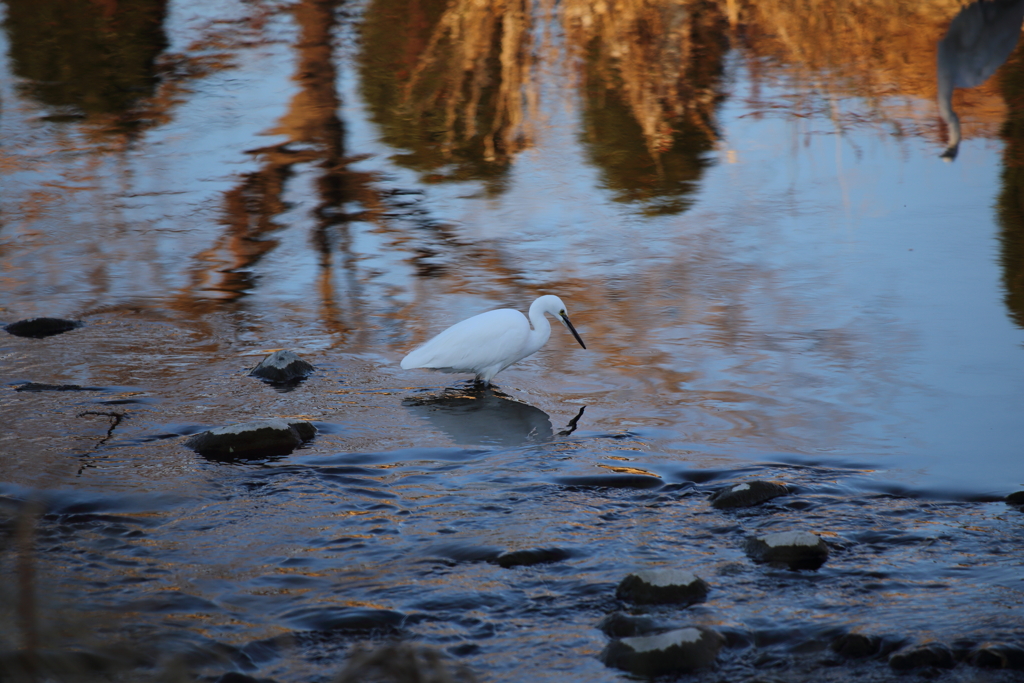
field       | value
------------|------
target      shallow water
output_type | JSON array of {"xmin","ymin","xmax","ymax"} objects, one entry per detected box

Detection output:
[{"xmin": 2, "ymin": 0, "xmax": 1024, "ymax": 680}]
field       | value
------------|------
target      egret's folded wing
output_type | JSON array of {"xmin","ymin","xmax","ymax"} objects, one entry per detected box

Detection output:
[{"xmin": 401, "ymin": 309, "xmax": 529, "ymax": 373}]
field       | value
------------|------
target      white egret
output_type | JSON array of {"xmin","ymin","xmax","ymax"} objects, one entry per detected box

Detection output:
[{"xmin": 400, "ymin": 294, "xmax": 586, "ymax": 384}]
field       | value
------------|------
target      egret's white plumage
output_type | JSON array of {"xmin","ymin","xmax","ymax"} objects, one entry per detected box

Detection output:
[{"xmin": 401, "ymin": 294, "xmax": 586, "ymax": 384}]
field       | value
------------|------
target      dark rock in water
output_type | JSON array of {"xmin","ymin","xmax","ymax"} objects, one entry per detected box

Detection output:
[
  {"xmin": 889, "ymin": 642, "xmax": 955, "ymax": 670},
  {"xmin": 969, "ymin": 642, "xmax": 1024, "ymax": 669},
  {"xmin": 494, "ymin": 547, "xmax": 572, "ymax": 568},
  {"xmin": 745, "ymin": 530, "xmax": 829, "ymax": 570},
  {"xmin": 1006, "ymin": 491, "xmax": 1024, "ymax": 506},
  {"xmin": 615, "ymin": 569, "xmax": 710, "ymax": 606},
  {"xmin": 597, "ymin": 612, "xmax": 660, "ymax": 638},
  {"xmin": 336, "ymin": 642, "xmax": 477, "ymax": 683},
  {"xmin": 710, "ymin": 480, "xmax": 789, "ymax": 509},
  {"xmin": 286, "ymin": 607, "xmax": 405, "ymax": 633},
  {"xmin": 14, "ymin": 382, "xmax": 104, "ymax": 392},
  {"xmin": 184, "ymin": 419, "xmax": 316, "ymax": 459},
  {"xmin": 601, "ymin": 627, "xmax": 725, "ymax": 676},
  {"xmin": 215, "ymin": 674, "xmax": 276, "ymax": 683},
  {"xmin": 831, "ymin": 632, "xmax": 881, "ymax": 659},
  {"xmin": 249, "ymin": 350, "xmax": 315, "ymax": 384},
  {"xmin": 4, "ymin": 317, "xmax": 82, "ymax": 338}
]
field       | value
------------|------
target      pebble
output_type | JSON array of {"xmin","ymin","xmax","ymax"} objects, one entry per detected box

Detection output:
[
  {"xmin": 889, "ymin": 642, "xmax": 954, "ymax": 670},
  {"xmin": 601, "ymin": 626, "xmax": 724, "ymax": 676},
  {"xmin": 184, "ymin": 419, "xmax": 316, "ymax": 459},
  {"xmin": 4, "ymin": 317, "xmax": 82, "ymax": 338},
  {"xmin": 615, "ymin": 568, "xmax": 710, "ymax": 606},
  {"xmin": 249, "ymin": 350, "xmax": 315, "ymax": 384},
  {"xmin": 744, "ymin": 530, "xmax": 829, "ymax": 570},
  {"xmin": 710, "ymin": 480, "xmax": 789, "ymax": 509}
]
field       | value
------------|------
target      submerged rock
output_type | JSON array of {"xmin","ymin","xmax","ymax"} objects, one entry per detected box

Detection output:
[
  {"xmin": 494, "ymin": 547, "xmax": 572, "ymax": 568},
  {"xmin": 336, "ymin": 642, "xmax": 477, "ymax": 683},
  {"xmin": 889, "ymin": 642, "xmax": 955, "ymax": 670},
  {"xmin": 4, "ymin": 317, "xmax": 82, "ymax": 338},
  {"xmin": 601, "ymin": 627, "xmax": 724, "ymax": 676},
  {"xmin": 185, "ymin": 419, "xmax": 316, "ymax": 459},
  {"xmin": 969, "ymin": 642, "xmax": 1024, "ymax": 670},
  {"xmin": 615, "ymin": 569, "xmax": 710, "ymax": 606},
  {"xmin": 710, "ymin": 480, "xmax": 789, "ymax": 509},
  {"xmin": 831, "ymin": 632, "xmax": 881, "ymax": 659},
  {"xmin": 745, "ymin": 530, "xmax": 829, "ymax": 570},
  {"xmin": 249, "ymin": 350, "xmax": 315, "ymax": 384},
  {"xmin": 597, "ymin": 612, "xmax": 660, "ymax": 638},
  {"xmin": 14, "ymin": 382, "xmax": 104, "ymax": 392}
]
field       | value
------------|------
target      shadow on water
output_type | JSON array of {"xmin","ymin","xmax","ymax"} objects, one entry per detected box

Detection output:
[{"xmin": 402, "ymin": 384, "xmax": 586, "ymax": 446}]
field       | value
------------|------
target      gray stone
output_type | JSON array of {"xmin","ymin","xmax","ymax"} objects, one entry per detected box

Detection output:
[
  {"xmin": 616, "ymin": 568, "xmax": 710, "ymax": 606},
  {"xmin": 889, "ymin": 642, "xmax": 955, "ymax": 670},
  {"xmin": 597, "ymin": 612, "xmax": 660, "ymax": 638},
  {"xmin": 601, "ymin": 627, "xmax": 725, "ymax": 676},
  {"xmin": 249, "ymin": 350, "xmax": 315, "ymax": 383},
  {"xmin": 184, "ymin": 419, "xmax": 316, "ymax": 459},
  {"xmin": 969, "ymin": 642, "xmax": 1024, "ymax": 670},
  {"xmin": 745, "ymin": 530, "xmax": 829, "ymax": 570},
  {"xmin": 4, "ymin": 317, "xmax": 82, "ymax": 338},
  {"xmin": 710, "ymin": 480, "xmax": 789, "ymax": 509}
]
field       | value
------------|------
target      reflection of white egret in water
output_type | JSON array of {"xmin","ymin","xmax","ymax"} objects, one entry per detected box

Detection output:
[
  {"xmin": 401, "ymin": 295, "xmax": 586, "ymax": 385},
  {"xmin": 937, "ymin": 0, "xmax": 1024, "ymax": 160},
  {"xmin": 402, "ymin": 386, "xmax": 586, "ymax": 447}
]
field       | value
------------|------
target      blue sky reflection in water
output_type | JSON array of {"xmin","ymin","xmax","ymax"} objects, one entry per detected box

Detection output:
[{"xmin": 1, "ymin": 0, "xmax": 1024, "ymax": 680}]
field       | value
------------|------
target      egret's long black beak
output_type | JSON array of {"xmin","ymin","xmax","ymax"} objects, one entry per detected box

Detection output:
[{"xmin": 561, "ymin": 313, "xmax": 586, "ymax": 349}]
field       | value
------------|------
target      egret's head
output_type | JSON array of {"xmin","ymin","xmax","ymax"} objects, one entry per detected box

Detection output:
[{"xmin": 536, "ymin": 294, "xmax": 586, "ymax": 349}]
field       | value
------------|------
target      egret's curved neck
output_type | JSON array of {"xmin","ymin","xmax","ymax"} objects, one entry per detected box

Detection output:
[{"xmin": 525, "ymin": 300, "xmax": 554, "ymax": 356}]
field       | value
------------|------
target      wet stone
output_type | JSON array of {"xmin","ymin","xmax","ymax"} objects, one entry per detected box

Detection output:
[
  {"xmin": 710, "ymin": 480, "xmax": 789, "ymax": 509},
  {"xmin": 889, "ymin": 642, "xmax": 955, "ymax": 671},
  {"xmin": 601, "ymin": 626, "xmax": 725, "ymax": 676},
  {"xmin": 4, "ymin": 317, "xmax": 82, "ymax": 338},
  {"xmin": 831, "ymin": 632, "xmax": 881, "ymax": 659},
  {"xmin": 615, "ymin": 568, "xmax": 710, "ymax": 606},
  {"xmin": 184, "ymin": 419, "xmax": 316, "ymax": 459},
  {"xmin": 1005, "ymin": 491, "xmax": 1024, "ymax": 507},
  {"xmin": 597, "ymin": 611, "xmax": 660, "ymax": 638},
  {"xmin": 494, "ymin": 547, "xmax": 572, "ymax": 568},
  {"xmin": 968, "ymin": 642, "xmax": 1024, "ymax": 670},
  {"xmin": 249, "ymin": 350, "xmax": 315, "ymax": 384},
  {"xmin": 745, "ymin": 530, "xmax": 829, "ymax": 570}
]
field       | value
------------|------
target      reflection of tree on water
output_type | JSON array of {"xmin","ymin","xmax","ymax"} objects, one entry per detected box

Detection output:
[
  {"xmin": 997, "ymin": 42, "xmax": 1024, "ymax": 330},
  {"xmin": 568, "ymin": 0, "xmax": 727, "ymax": 215},
  {"xmin": 4, "ymin": 0, "xmax": 167, "ymax": 118},
  {"xmin": 403, "ymin": 386, "xmax": 585, "ymax": 447},
  {"xmin": 357, "ymin": 0, "xmax": 726, "ymax": 212},
  {"xmin": 358, "ymin": 0, "xmax": 530, "ymax": 194}
]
